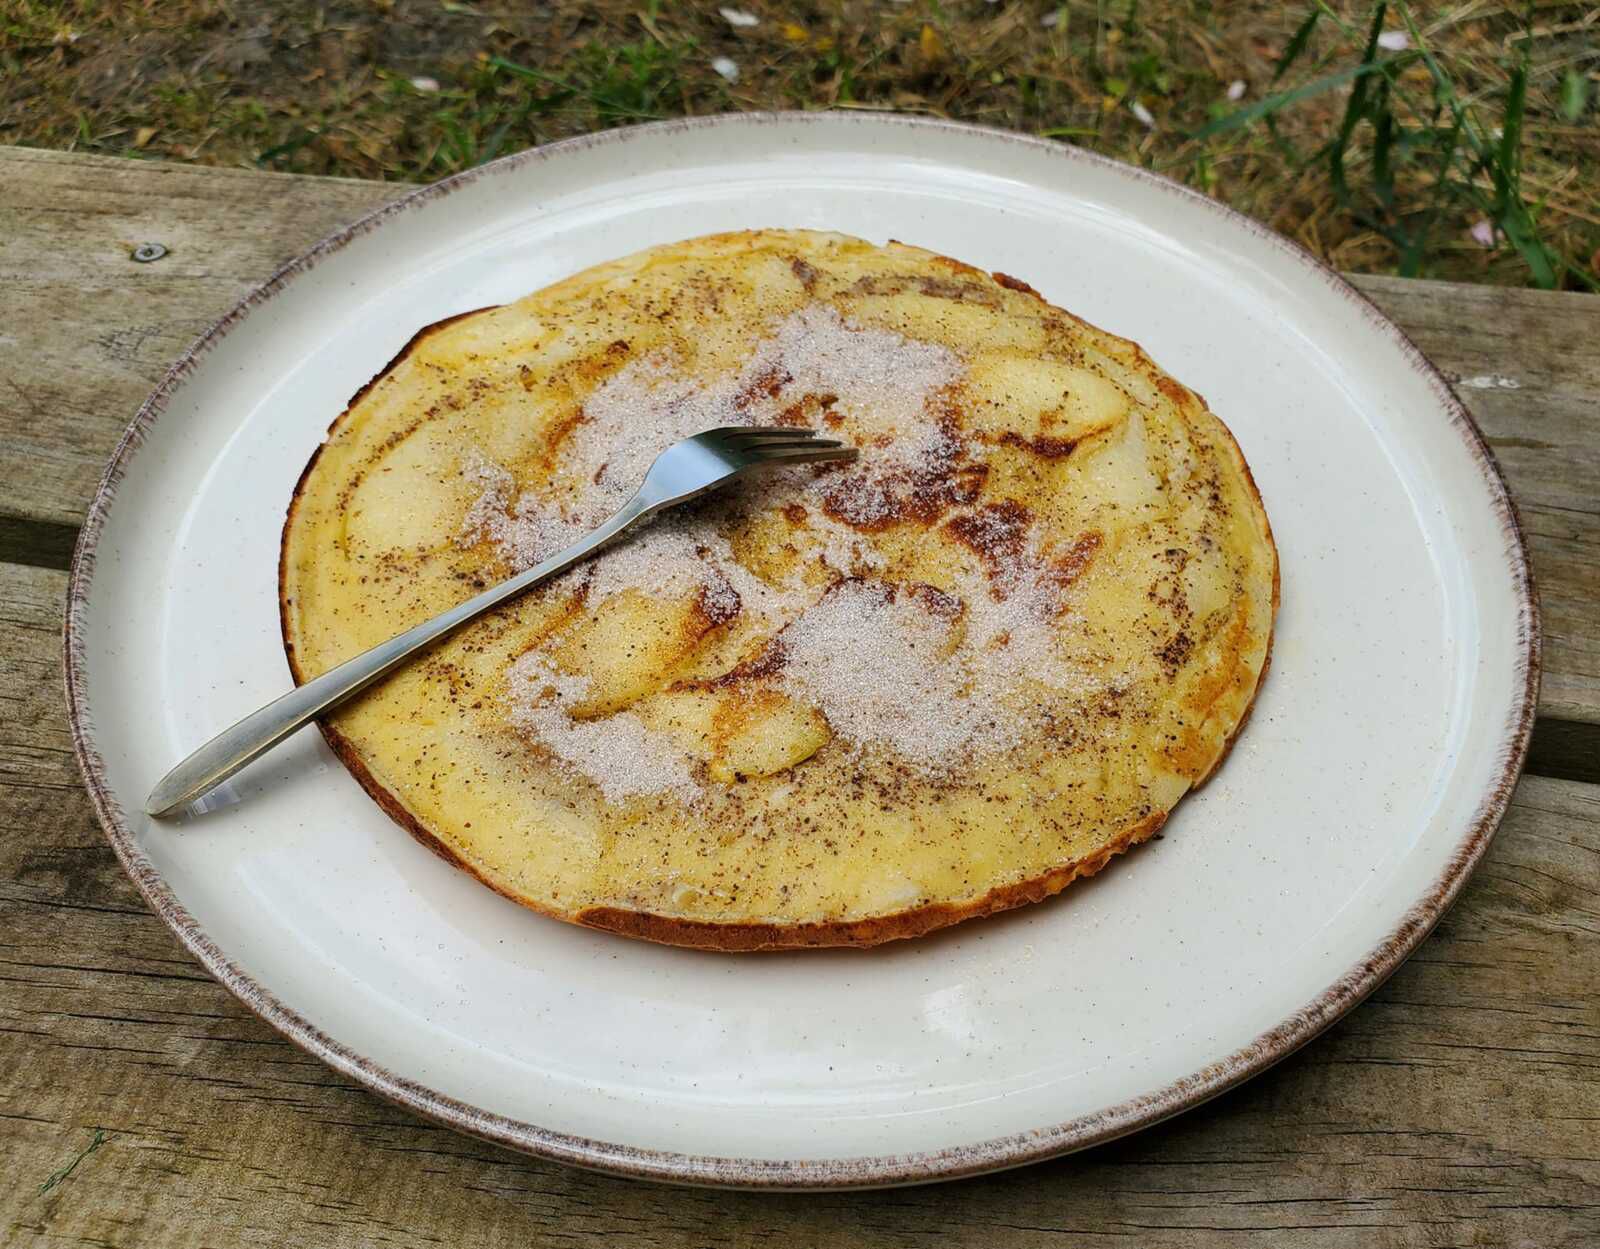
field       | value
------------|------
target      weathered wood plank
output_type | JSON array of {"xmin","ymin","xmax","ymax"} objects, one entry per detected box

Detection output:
[
  {"xmin": 0, "ymin": 563, "xmax": 78, "ymax": 794},
  {"xmin": 2, "ymin": 559, "xmax": 1597, "ymax": 1245},
  {"xmin": 2, "ymin": 145, "xmax": 1595, "ymax": 731},
  {"xmin": 0, "ymin": 146, "xmax": 399, "ymax": 540}
]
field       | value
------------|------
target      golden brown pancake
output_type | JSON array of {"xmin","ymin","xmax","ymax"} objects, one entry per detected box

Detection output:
[{"xmin": 280, "ymin": 229, "xmax": 1277, "ymax": 950}]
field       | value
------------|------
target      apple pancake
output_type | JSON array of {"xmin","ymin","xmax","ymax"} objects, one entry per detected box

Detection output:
[{"xmin": 279, "ymin": 229, "xmax": 1277, "ymax": 950}]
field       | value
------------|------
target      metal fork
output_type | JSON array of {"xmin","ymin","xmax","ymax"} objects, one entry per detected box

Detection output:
[{"xmin": 145, "ymin": 426, "xmax": 854, "ymax": 817}]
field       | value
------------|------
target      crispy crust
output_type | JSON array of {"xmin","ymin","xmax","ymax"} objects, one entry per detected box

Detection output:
[
  {"xmin": 576, "ymin": 810, "xmax": 1169, "ymax": 950},
  {"xmin": 310, "ymin": 713, "xmax": 1173, "ymax": 952},
  {"xmin": 279, "ymin": 239, "xmax": 1279, "ymax": 952}
]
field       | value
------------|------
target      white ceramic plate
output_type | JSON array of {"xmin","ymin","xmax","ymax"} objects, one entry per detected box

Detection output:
[{"xmin": 66, "ymin": 114, "xmax": 1538, "ymax": 1187}]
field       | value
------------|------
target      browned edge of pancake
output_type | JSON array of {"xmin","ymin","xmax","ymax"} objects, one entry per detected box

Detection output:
[
  {"xmin": 575, "ymin": 809, "xmax": 1170, "ymax": 950},
  {"xmin": 279, "ymin": 235, "xmax": 1280, "ymax": 951}
]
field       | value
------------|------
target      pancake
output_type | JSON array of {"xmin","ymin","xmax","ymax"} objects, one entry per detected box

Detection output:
[{"xmin": 279, "ymin": 229, "xmax": 1277, "ymax": 950}]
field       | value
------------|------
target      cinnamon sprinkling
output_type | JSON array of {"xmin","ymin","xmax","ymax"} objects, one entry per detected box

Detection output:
[
  {"xmin": 945, "ymin": 500, "xmax": 1032, "ymax": 584},
  {"xmin": 996, "ymin": 430, "xmax": 1080, "ymax": 460}
]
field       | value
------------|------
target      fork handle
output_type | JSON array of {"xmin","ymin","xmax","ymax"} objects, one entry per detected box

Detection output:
[{"xmin": 144, "ymin": 495, "xmax": 650, "ymax": 817}]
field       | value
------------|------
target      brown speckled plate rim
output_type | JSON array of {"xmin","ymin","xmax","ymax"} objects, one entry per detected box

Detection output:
[{"xmin": 63, "ymin": 111, "xmax": 1540, "ymax": 1190}]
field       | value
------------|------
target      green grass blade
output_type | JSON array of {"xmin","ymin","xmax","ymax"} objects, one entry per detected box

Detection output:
[
  {"xmin": 1560, "ymin": 69, "xmax": 1589, "ymax": 122},
  {"xmin": 1192, "ymin": 53, "xmax": 1413, "ymax": 141},
  {"xmin": 489, "ymin": 57, "xmax": 574, "ymax": 93},
  {"xmin": 1394, "ymin": 3, "xmax": 1563, "ymax": 289},
  {"xmin": 1370, "ymin": 77, "xmax": 1395, "ymax": 214},
  {"xmin": 1328, "ymin": 3, "xmax": 1390, "ymax": 201},
  {"xmin": 1499, "ymin": 61, "xmax": 1525, "ymax": 177},
  {"xmin": 1273, "ymin": 9, "xmax": 1321, "ymax": 84}
]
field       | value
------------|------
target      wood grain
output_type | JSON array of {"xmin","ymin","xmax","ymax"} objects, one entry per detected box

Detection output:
[
  {"xmin": 1, "ymin": 145, "xmax": 1595, "ymax": 732},
  {"xmin": 2, "ymin": 561, "xmax": 1598, "ymax": 1245},
  {"xmin": 0, "ymin": 147, "xmax": 395, "ymax": 534},
  {"xmin": 2, "ymin": 145, "xmax": 1597, "ymax": 1245}
]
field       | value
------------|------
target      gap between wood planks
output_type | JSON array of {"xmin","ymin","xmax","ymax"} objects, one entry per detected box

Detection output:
[
  {"xmin": 0, "ymin": 516, "xmax": 77, "ymax": 572},
  {"xmin": 6, "ymin": 505, "xmax": 1591, "ymax": 784}
]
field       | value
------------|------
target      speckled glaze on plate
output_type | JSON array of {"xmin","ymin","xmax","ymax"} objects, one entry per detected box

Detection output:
[{"xmin": 65, "ymin": 113, "xmax": 1537, "ymax": 1188}]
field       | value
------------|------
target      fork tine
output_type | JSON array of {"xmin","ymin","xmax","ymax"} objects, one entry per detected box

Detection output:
[
  {"xmin": 741, "ymin": 434, "xmax": 845, "ymax": 449},
  {"xmin": 743, "ymin": 439, "xmax": 847, "ymax": 456},
  {"xmin": 745, "ymin": 444, "xmax": 858, "ymax": 467},
  {"xmin": 722, "ymin": 426, "xmax": 821, "ymax": 442}
]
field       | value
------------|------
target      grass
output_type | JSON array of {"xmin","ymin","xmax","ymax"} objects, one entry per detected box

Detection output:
[
  {"xmin": 2, "ymin": 1, "xmax": 1596, "ymax": 288},
  {"xmin": 38, "ymin": 1128, "xmax": 108, "ymax": 1196}
]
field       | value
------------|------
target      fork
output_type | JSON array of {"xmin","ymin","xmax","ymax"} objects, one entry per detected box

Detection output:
[{"xmin": 145, "ymin": 426, "xmax": 854, "ymax": 817}]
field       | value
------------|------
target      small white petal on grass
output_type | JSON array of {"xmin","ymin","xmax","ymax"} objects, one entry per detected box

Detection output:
[
  {"xmin": 718, "ymin": 6, "xmax": 759, "ymax": 27},
  {"xmin": 712, "ymin": 56, "xmax": 741, "ymax": 83},
  {"xmin": 1227, "ymin": 79, "xmax": 1246, "ymax": 101},
  {"xmin": 1130, "ymin": 100, "xmax": 1156, "ymax": 128},
  {"xmin": 410, "ymin": 76, "xmax": 441, "ymax": 92},
  {"xmin": 1376, "ymin": 30, "xmax": 1410, "ymax": 51},
  {"xmin": 1469, "ymin": 219, "xmax": 1496, "ymax": 248},
  {"xmin": 1041, "ymin": 10, "xmax": 1061, "ymax": 27}
]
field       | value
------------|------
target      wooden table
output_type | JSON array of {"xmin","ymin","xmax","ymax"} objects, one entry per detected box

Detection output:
[{"xmin": 3, "ymin": 145, "xmax": 1597, "ymax": 1247}]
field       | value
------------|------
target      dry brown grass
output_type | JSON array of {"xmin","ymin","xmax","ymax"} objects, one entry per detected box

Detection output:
[{"xmin": 2, "ymin": 1, "xmax": 1596, "ymax": 287}]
